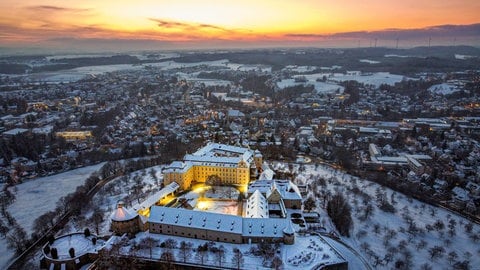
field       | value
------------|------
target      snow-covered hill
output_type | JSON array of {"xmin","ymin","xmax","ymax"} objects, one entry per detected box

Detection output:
[{"xmin": 276, "ymin": 162, "xmax": 480, "ymax": 269}]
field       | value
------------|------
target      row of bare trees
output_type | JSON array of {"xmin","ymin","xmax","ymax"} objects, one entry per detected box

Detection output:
[{"xmin": 98, "ymin": 237, "xmax": 246, "ymax": 269}]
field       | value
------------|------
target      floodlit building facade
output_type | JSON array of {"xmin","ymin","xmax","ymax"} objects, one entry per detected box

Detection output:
[{"xmin": 163, "ymin": 143, "xmax": 262, "ymax": 190}]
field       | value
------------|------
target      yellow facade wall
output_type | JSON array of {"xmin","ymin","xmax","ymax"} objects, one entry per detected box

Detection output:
[{"xmin": 163, "ymin": 163, "xmax": 250, "ymax": 190}]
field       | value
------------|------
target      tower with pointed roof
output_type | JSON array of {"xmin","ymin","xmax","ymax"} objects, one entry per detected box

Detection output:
[{"xmin": 110, "ymin": 201, "xmax": 142, "ymax": 234}]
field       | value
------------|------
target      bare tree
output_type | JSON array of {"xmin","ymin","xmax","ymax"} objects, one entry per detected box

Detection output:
[
  {"xmin": 139, "ymin": 236, "xmax": 159, "ymax": 259},
  {"xmin": 271, "ymin": 255, "xmax": 283, "ymax": 269},
  {"xmin": 232, "ymin": 248, "xmax": 244, "ymax": 270},
  {"xmin": 303, "ymin": 196, "xmax": 316, "ymax": 212},
  {"xmin": 160, "ymin": 250, "xmax": 175, "ymax": 267},
  {"xmin": 326, "ymin": 193, "xmax": 353, "ymax": 236},
  {"xmin": 7, "ymin": 224, "xmax": 28, "ymax": 253},
  {"xmin": 178, "ymin": 241, "xmax": 193, "ymax": 263},
  {"xmin": 448, "ymin": 251, "xmax": 458, "ymax": 265},
  {"xmin": 163, "ymin": 238, "xmax": 177, "ymax": 250},
  {"xmin": 0, "ymin": 219, "xmax": 8, "ymax": 238},
  {"xmin": 196, "ymin": 244, "xmax": 208, "ymax": 265},
  {"xmin": 90, "ymin": 207, "xmax": 104, "ymax": 235},
  {"xmin": 420, "ymin": 262, "xmax": 432, "ymax": 270},
  {"xmin": 428, "ymin": 245, "xmax": 445, "ymax": 260},
  {"xmin": 360, "ymin": 242, "xmax": 370, "ymax": 253},
  {"xmin": 416, "ymin": 239, "xmax": 427, "ymax": 251},
  {"xmin": 214, "ymin": 245, "xmax": 226, "ymax": 267}
]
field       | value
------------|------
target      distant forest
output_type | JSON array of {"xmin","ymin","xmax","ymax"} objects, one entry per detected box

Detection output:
[{"xmin": 1, "ymin": 46, "xmax": 480, "ymax": 75}]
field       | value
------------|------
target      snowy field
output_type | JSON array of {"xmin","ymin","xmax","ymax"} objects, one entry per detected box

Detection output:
[
  {"xmin": 146, "ymin": 59, "xmax": 271, "ymax": 73},
  {"xmin": 276, "ymin": 77, "xmax": 344, "ymax": 94},
  {"xmin": 24, "ymin": 64, "xmax": 146, "ymax": 83},
  {"xmin": 22, "ymin": 59, "xmax": 270, "ymax": 83},
  {"xmin": 47, "ymin": 233, "xmax": 105, "ymax": 260},
  {"xmin": 8, "ymin": 163, "xmax": 105, "ymax": 235},
  {"xmin": 282, "ymin": 65, "xmax": 317, "ymax": 73},
  {"xmin": 428, "ymin": 83, "xmax": 461, "ymax": 95},
  {"xmin": 359, "ymin": 59, "xmax": 380, "ymax": 64},
  {"xmin": 329, "ymin": 72, "xmax": 409, "ymax": 87},
  {"xmin": 273, "ymin": 162, "xmax": 480, "ymax": 269},
  {"xmin": 106, "ymin": 231, "xmax": 346, "ymax": 270},
  {"xmin": 186, "ymin": 78, "xmax": 232, "ymax": 86},
  {"xmin": 0, "ymin": 163, "xmax": 105, "ymax": 269},
  {"xmin": 276, "ymin": 71, "xmax": 409, "ymax": 92}
]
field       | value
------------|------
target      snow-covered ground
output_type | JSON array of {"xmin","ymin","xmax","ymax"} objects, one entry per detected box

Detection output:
[
  {"xmin": 22, "ymin": 59, "xmax": 270, "ymax": 83},
  {"xmin": 428, "ymin": 83, "xmax": 461, "ymax": 95},
  {"xmin": 274, "ymin": 162, "xmax": 480, "ymax": 269},
  {"xmin": 276, "ymin": 71, "xmax": 409, "ymax": 92},
  {"xmin": 47, "ymin": 233, "xmax": 105, "ymax": 260},
  {"xmin": 329, "ymin": 72, "xmax": 408, "ymax": 87},
  {"xmin": 8, "ymin": 163, "xmax": 105, "ymax": 235},
  {"xmin": 282, "ymin": 65, "xmax": 317, "ymax": 73},
  {"xmin": 16, "ymin": 159, "xmax": 480, "ymax": 269},
  {"xmin": 105, "ymin": 231, "xmax": 345, "ymax": 270},
  {"xmin": 384, "ymin": 54, "xmax": 417, "ymax": 58},
  {"xmin": 0, "ymin": 163, "xmax": 105, "ymax": 269},
  {"xmin": 454, "ymin": 54, "xmax": 477, "ymax": 60},
  {"xmin": 276, "ymin": 77, "xmax": 344, "ymax": 94},
  {"xmin": 359, "ymin": 59, "xmax": 380, "ymax": 64}
]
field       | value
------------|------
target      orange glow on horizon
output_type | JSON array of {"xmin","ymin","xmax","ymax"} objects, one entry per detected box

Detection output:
[{"xmin": 0, "ymin": 0, "xmax": 479, "ymax": 47}]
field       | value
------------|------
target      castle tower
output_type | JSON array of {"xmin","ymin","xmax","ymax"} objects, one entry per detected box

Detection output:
[
  {"xmin": 282, "ymin": 221, "xmax": 295, "ymax": 245},
  {"xmin": 111, "ymin": 201, "xmax": 140, "ymax": 235}
]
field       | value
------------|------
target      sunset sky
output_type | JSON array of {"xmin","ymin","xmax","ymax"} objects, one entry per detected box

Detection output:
[{"xmin": 0, "ymin": 0, "xmax": 479, "ymax": 50}]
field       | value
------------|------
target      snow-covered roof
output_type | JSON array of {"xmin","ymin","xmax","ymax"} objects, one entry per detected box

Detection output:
[
  {"xmin": 246, "ymin": 190, "xmax": 269, "ymax": 218},
  {"xmin": 406, "ymin": 156, "xmax": 422, "ymax": 168},
  {"xmin": 132, "ymin": 182, "xmax": 179, "ymax": 212},
  {"xmin": 406, "ymin": 154, "xmax": 432, "ymax": 160},
  {"xmin": 242, "ymin": 218, "xmax": 291, "ymax": 238},
  {"xmin": 452, "ymin": 187, "xmax": 469, "ymax": 202},
  {"xmin": 149, "ymin": 206, "xmax": 243, "ymax": 234},
  {"xmin": 375, "ymin": 156, "xmax": 408, "ymax": 163},
  {"xmin": 259, "ymin": 168, "xmax": 274, "ymax": 180},
  {"xmin": 248, "ymin": 180, "xmax": 302, "ymax": 202},
  {"xmin": 227, "ymin": 109, "xmax": 245, "ymax": 118},
  {"xmin": 3, "ymin": 128, "xmax": 28, "ymax": 136},
  {"xmin": 184, "ymin": 143, "xmax": 254, "ymax": 165},
  {"xmin": 149, "ymin": 206, "xmax": 293, "ymax": 238},
  {"xmin": 162, "ymin": 161, "xmax": 193, "ymax": 173},
  {"xmin": 111, "ymin": 205, "xmax": 138, "ymax": 222},
  {"xmin": 282, "ymin": 220, "xmax": 295, "ymax": 235}
]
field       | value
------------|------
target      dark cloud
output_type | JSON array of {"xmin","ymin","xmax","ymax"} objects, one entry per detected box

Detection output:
[
  {"xmin": 198, "ymin": 23, "xmax": 228, "ymax": 31},
  {"xmin": 149, "ymin": 18, "xmax": 230, "ymax": 32},
  {"xmin": 27, "ymin": 5, "xmax": 91, "ymax": 13},
  {"xmin": 285, "ymin": 33, "xmax": 327, "ymax": 38},
  {"xmin": 149, "ymin": 19, "xmax": 189, "ymax": 28},
  {"xmin": 285, "ymin": 23, "xmax": 480, "ymax": 40}
]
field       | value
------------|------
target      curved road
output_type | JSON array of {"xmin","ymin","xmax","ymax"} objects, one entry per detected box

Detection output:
[{"xmin": 319, "ymin": 234, "xmax": 372, "ymax": 270}]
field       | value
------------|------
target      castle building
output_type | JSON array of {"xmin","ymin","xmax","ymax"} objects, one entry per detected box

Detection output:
[
  {"xmin": 148, "ymin": 205, "xmax": 294, "ymax": 245},
  {"xmin": 110, "ymin": 144, "xmax": 301, "ymax": 245},
  {"xmin": 163, "ymin": 143, "xmax": 262, "ymax": 190}
]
